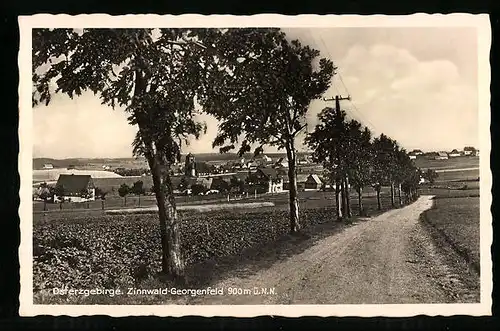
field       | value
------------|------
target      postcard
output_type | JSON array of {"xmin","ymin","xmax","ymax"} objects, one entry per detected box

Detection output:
[{"xmin": 18, "ymin": 13, "xmax": 492, "ymax": 317}]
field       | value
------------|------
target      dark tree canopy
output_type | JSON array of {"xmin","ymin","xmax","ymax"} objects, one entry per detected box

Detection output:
[{"xmin": 196, "ymin": 28, "xmax": 335, "ymax": 155}]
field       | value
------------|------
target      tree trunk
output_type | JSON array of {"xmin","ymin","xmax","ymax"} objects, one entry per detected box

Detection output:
[
  {"xmin": 286, "ymin": 144, "xmax": 300, "ymax": 233},
  {"xmin": 340, "ymin": 177, "xmax": 347, "ymax": 217},
  {"xmin": 357, "ymin": 187, "xmax": 363, "ymax": 216},
  {"xmin": 398, "ymin": 183, "xmax": 402, "ymax": 206},
  {"xmin": 335, "ymin": 178, "xmax": 343, "ymax": 220},
  {"xmin": 376, "ymin": 186, "xmax": 382, "ymax": 210},
  {"xmin": 149, "ymin": 155, "xmax": 185, "ymax": 281},
  {"xmin": 390, "ymin": 182, "xmax": 395, "ymax": 207},
  {"xmin": 43, "ymin": 200, "xmax": 47, "ymax": 211},
  {"xmin": 345, "ymin": 176, "xmax": 352, "ymax": 218}
]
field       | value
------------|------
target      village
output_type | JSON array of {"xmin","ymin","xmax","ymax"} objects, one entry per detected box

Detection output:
[{"xmin": 33, "ymin": 145, "xmax": 479, "ymax": 206}]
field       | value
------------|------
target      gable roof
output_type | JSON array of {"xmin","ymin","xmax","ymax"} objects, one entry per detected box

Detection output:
[
  {"xmin": 56, "ymin": 174, "xmax": 94, "ymax": 194},
  {"xmin": 257, "ymin": 168, "xmax": 281, "ymax": 179},
  {"xmin": 307, "ymin": 174, "xmax": 323, "ymax": 184},
  {"xmin": 437, "ymin": 152, "xmax": 448, "ymax": 157}
]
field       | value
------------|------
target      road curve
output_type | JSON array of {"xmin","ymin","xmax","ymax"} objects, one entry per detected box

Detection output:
[{"xmin": 184, "ymin": 195, "xmax": 478, "ymax": 305}]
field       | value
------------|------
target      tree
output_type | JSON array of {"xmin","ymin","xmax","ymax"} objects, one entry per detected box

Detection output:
[
  {"xmin": 423, "ymin": 168, "xmax": 439, "ymax": 184},
  {"xmin": 32, "ymin": 28, "xmax": 215, "ymax": 281},
  {"xmin": 393, "ymin": 148, "xmax": 413, "ymax": 206},
  {"xmin": 306, "ymin": 107, "xmax": 350, "ymax": 220},
  {"xmin": 198, "ymin": 29, "xmax": 335, "ymax": 233},
  {"xmin": 38, "ymin": 183, "xmax": 52, "ymax": 211},
  {"xmin": 118, "ymin": 183, "xmax": 130, "ymax": 206},
  {"xmin": 131, "ymin": 180, "xmax": 146, "ymax": 195},
  {"xmin": 345, "ymin": 124, "xmax": 373, "ymax": 216},
  {"xmin": 191, "ymin": 183, "xmax": 206, "ymax": 196},
  {"xmin": 95, "ymin": 187, "xmax": 107, "ymax": 200},
  {"xmin": 371, "ymin": 134, "xmax": 399, "ymax": 210}
]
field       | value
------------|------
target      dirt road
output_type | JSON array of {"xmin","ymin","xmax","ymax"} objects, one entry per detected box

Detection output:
[{"xmin": 185, "ymin": 195, "xmax": 479, "ymax": 305}]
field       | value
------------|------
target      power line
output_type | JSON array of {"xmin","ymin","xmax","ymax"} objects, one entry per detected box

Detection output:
[{"xmin": 311, "ymin": 30, "xmax": 380, "ymax": 135}]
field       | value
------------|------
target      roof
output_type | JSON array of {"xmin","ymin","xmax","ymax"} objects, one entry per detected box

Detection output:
[
  {"xmin": 307, "ymin": 174, "xmax": 323, "ymax": 184},
  {"xmin": 257, "ymin": 168, "xmax": 281, "ymax": 179},
  {"xmin": 437, "ymin": 152, "xmax": 448, "ymax": 157},
  {"xmin": 56, "ymin": 174, "xmax": 94, "ymax": 195}
]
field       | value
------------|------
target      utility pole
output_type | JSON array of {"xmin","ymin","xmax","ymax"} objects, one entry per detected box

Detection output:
[
  {"xmin": 323, "ymin": 95, "xmax": 351, "ymax": 115},
  {"xmin": 323, "ymin": 95, "xmax": 351, "ymax": 219}
]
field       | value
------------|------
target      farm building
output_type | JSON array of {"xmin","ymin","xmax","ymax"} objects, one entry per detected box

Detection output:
[
  {"xmin": 435, "ymin": 152, "xmax": 449, "ymax": 160},
  {"xmin": 463, "ymin": 146, "xmax": 476, "ymax": 156},
  {"xmin": 42, "ymin": 163, "xmax": 54, "ymax": 169},
  {"xmin": 449, "ymin": 149, "xmax": 461, "ymax": 157},
  {"xmin": 247, "ymin": 168, "xmax": 284, "ymax": 193},
  {"xmin": 410, "ymin": 149, "xmax": 424, "ymax": 156},
  {"xmin": 408, "ymin": 154, "xmax": 417, "ymax": 160},
  {"xmin": 304, "ymin": 174, "xmax": 323, "ymax": 190},
  {"xmin": 283, "ymin": 174, "xmax": 309, "ymax": 191},
  {"xmin": 55, "ymin": 174, "xmax": 96, "ymax": 202}
]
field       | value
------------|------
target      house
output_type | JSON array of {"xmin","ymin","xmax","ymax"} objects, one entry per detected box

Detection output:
[
  {"xmin": 298, "ymin": 157, "xmax": 309, "ymax": 165},
  {"xmin": 463, "ymin": 146, "xmax": 476, "ymax": 156},
  {"xmin": 210, "ymin": 176, "xmax": 231, "ymax": 193},
  {"xmin": 411, "ymin": 149, "xmax": 424, "ymax": 156},
  {"xmin": 283, "ymin": 173, "xmax": 309, "ymax": 191},
  {"xmin": 449, "ymin": 149, "xmax": 461, "ymax": 157},
  {"xmin": 42, "ymin": 163, "xmax": 54, "ymax": 169},
  {"xmin": 55, "ymin": 174, "xmax": 95, "ymax": 202},
  {"xmin": 247, "ymin": 168, "xmax": 283, "ymax": 193},
  {"xmin": 408, "ymin": 152, "xmax": 417, "ymax": 160},
  {"xmin": 435, "ymin": 152, "xmax": 449, "ymax": 160},
  {"xmin": 304, "ymin": 174, "xmax": 323, "ymax": 190}
]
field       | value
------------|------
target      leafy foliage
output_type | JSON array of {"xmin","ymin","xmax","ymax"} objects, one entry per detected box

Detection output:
[
  {"xmin": 118, "ymin": 184, "xmax": 130, "ymax": 198},
  {"xmin": 197, "ymin": 29, "xmax": 335, "ymax": 155}
]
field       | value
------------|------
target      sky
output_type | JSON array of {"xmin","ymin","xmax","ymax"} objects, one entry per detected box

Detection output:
[{"xmin": 32, "ymin": 27, "xmax": 479, "ymax": 159}]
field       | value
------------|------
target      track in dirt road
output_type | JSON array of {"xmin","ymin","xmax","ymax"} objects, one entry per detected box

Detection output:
[{"xmin": 184, "ymin": 195, "xmax": 479, "ymax": 305}]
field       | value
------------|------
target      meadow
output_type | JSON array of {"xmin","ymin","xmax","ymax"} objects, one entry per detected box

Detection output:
[{"xmin": 419, "ymin": 164, "xmax": 481, "ymax": 276}]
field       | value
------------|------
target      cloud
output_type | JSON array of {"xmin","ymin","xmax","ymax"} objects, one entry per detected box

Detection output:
[
  {"xmin": 306, "ymin": 43, "xmax": 478, "ymax": 151},
  {"xmin": 33, "ymin": 30, "xmax": 479, "ymax": 158}
]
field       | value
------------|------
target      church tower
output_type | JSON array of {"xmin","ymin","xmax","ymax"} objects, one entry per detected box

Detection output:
[{"xmin": 185, "ymin": 153, "xmax": 196, "ymax": 177}]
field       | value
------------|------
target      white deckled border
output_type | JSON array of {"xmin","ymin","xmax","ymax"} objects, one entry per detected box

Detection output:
[{"xmin": 18, "ymin": 13, "xmax": 492, "ymax": 317}]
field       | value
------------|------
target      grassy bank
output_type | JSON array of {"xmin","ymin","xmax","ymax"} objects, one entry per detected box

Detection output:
[{"xmin": 420, "ymin": 196, "xmax": 480, "ymax": 274}]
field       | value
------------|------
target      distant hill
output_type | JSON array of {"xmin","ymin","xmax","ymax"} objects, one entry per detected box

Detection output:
[{"xmin": 33, "ymin": 152, "xmax": 312, "ymax": 169}]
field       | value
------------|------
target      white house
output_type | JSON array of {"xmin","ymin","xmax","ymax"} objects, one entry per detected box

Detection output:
[
  {"xmin": 42, "ymin": 163, "xmax": 54, "ymax": 169},
  {"xmin": 435, "ymin": 152, "xmax": 449, "ymax": 160}
]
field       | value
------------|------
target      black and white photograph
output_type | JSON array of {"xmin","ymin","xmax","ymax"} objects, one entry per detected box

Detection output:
[{"xmin": 18, "ymin": 14, "xmax": 492, "ymax": 317}]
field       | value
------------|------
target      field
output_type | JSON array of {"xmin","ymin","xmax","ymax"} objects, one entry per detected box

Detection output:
[
  {"xmin": 33, "ymin": 189, "xmax": 397, "ymax": 304},
  {"xmin": 420, "ymin": 196, "xmax": 480, "ymax": 273},
  {"xmin": 33, "ymin": 169, "xmax": 122, "ymax": 183},
  {"xmin": 418, "ymin": 161, "xmax": 481, "ymax": 278},
  {"xmin": 414, "ymin": 155, "xmax": 479, "ymax": 170}
]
